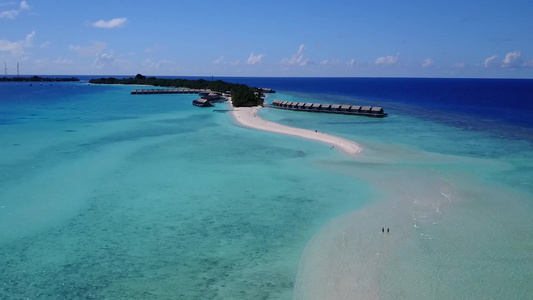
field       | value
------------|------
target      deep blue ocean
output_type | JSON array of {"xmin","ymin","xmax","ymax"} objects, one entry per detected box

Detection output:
[{"xmin": 1, "ymin": 77, "xmax": 532, "ymax": 299}]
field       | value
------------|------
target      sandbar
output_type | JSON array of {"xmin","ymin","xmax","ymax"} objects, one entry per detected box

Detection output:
[{"xmin": 230, "ymin": 105, "xmax": 362, "ymax": 156}]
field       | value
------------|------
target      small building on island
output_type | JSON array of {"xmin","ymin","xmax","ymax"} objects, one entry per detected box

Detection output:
[
  {"xmin": 360, "ymin": 106, "xmax": 372, "ymax": 113},
  {"xmin": 350, "ymin": 105, "xmax": 361, "ymax": 112},
  {"xmin": 311, "ymin": 103, "xmax": 321, "ymax": 110},
  {"xmin": 192, "ymin": 98, "xmax": 213, "ymax": 107},
  {"xmin": 371, "ymin": 107, "xmax": 384, "ymax": 114},
  {"xmin": 340, "ymin": 105, "xmax": 351, "ymax": 112}
]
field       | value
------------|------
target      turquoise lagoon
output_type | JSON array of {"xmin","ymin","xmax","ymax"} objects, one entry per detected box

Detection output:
[{"xmin": 0, "ymin": 81, "xmax": 532, "ymax": 299}]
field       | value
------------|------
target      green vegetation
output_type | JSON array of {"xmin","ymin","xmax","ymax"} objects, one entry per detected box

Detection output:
[
  {"xmin": 230, "ymin": 85, "xmax": 263, "ymax": 107},
  {"xmin": 89, "ymin": 74, "xmax": 264, "ymax": 107},
  {"xmin": 0, "ymin": 76, "xmax": 79, "ymax": 82}
]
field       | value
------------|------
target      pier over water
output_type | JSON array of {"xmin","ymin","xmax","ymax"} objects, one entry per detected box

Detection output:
[{"xmin": 269, "ymin": 99, "xmax": 387, "ymax": 118}]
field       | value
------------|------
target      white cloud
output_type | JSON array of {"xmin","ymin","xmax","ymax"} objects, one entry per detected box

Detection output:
[
  {"xmin": 143, "ymin": 58, "xmax": 172, "ymax": 69},
  {"xmin": 94, "ymin": 52, "xmax": 115, "ymax": 68},
  {"xmin": 212, "ymin": 56, "xmax": 224, "ymax": 64},
  {"xmin": 375, "ymin": 54, "xmax": 399, "ymax": 66},
  {"xmin": 247, "ymin": 53, "xmax": 265, "ymax": 65},
  {"xmin": 40, "ymin": 41, "xmax": 50, "ymax": 48},
  {"xmin": 0, "ymin": 30, "xmax": 34, "ymax": 55},
  {"xmin": 0, "ymin": 0, "xmax": 29, "ymax": 19},
  {"xmin": 144, "ymin": 44, "xmax": 165, "ymax": 53},
  {"xmin": 452, "ymin": 62, "xmax": 465, "ymax": 69},
  {"xmin": 320, "ymin": 59, "xmax": 342, "ymax": 66},
  {"xmin": 69, "ymin": 41, "xmax": 106, "ymax": 56},
  {"xmin": 320, "ymin": 58, "xmax": 357, "ymax": 68},
  {"xmin": 25, "ymin": 30, "xmax": 34, "ymax": 43},
  {"xmin": 502, "ymin": 51, "xmax": 522, "ymax": 68},
  {"xmin": 482, "ymin": 55, "xmax": 498, "ymax": 68},
  {"xmin": 143, "ymin": 58, "xmax": 158, "ymax": 68},
  {"xmin": 282, "ymin": 44, "xmax": 310, "ymax": 66},
  {"xmin": 422, "ymin": 58, "xmax": 434, "ymax": 68},
  {"xmin": 54, "ymin": 57, "xmax": 72, "ymax": 65},
  {"xmin": 92, "ymin": 17, "xmax": 127, "ymax": 29},
  {"xmin": 211, "ymin": 56, "xmax": 240, "ymax": 66}
]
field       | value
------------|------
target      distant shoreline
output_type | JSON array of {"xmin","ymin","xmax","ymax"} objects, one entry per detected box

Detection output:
[
  {"xmin": 88, "ymin": 83, "xmax": 154, "ymax": 87},
  {"xmin": 0, "ymin": 76, "xmax": 80, "ymax": 82}
]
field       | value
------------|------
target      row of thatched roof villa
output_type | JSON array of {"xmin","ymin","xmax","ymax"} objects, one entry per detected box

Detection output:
[{"xmin": 270, "ymin": 99, "xmax": 387, "ymax": 117}]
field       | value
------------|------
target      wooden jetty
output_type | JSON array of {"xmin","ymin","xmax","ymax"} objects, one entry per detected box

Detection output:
[
  {"xmin": 130, "ymin": 88, "xmax": 228, "ymax": 108},
  {"xmin": 269, "ymin": 99, "xmax": 387, "ymax": 118}
]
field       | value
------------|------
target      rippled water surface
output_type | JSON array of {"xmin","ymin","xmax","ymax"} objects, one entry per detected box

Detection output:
[{"xmin": 1, "ymin": 79, "xmax": 532, "ymax": 299}]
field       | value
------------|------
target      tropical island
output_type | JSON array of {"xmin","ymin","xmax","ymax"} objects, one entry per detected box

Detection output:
[
  {"xmin": 0, "ymin": 76, "xmax": 80, "ymax": 82},
  {"xmin": 89, "ymin": 74, "xmax": 265, "ymax": 107}
]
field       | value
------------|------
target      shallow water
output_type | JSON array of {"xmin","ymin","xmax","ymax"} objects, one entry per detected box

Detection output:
[
  {"xmin": 1, "ymin": 83, "xmax": 372, "ymax": 299},
  {"xmin": 292, "ymin": 145, "xmax": 532, "ymax": 299},
  {"xmin": 262, "ymin": 94, "xmax": 533, "ymax": 299},
  {"xmin": 1, "ymin": 82, "xmax": 532, "ymax": 299}
]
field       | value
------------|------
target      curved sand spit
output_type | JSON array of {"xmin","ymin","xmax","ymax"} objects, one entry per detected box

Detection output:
[{"xmin": 231, "ymin": 106, "xmax": 362, "ymax": 156}]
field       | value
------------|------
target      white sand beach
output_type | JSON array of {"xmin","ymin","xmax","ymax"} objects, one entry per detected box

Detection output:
[{"xmin": 231, "ymin": 105, "xmax": 362, "ymax": 156}]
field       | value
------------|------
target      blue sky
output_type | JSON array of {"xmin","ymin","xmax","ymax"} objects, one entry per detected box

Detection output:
[{"xmin": 1, "ymin": 0, "xmax": 532, "ymax": 78}]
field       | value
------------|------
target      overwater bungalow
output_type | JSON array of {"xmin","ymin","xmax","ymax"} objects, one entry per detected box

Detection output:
[
  {"xmin": 350, "ymin": 105, "xmax": 361, "ymax": 112},
  {"xmin": 331, "ymin": 104, "xmax": 341, "ymax": 111},
  {"xmin": 360, "ymin": 106, "xmax": 372, "ymax": 113},
  {"xmin": 268, "ymin": 99, "xmax": 387, "ymax": 117},
  {"xmin": 206, "ymin": 93, "xmax": 221, "ymax": 101},
  {"xmin": 192, "ymin": 98, "xmax": 213, "ymax": 107},
  {"xmin": 371, "ymin": 107, "xmax": 384, "ymax": 114},
  {"xmin": 340, "ymin": 105, "xmax": 351, "ymax": 112}
]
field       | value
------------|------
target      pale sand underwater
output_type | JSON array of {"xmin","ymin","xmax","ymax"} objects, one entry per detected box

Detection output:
[
  {"xmin": 290, "ymin": 143, "xmax": 533, "ymax": 299},
  {"xmin": 229, "ymin": 100, "xmax": 532, "ymax": 299}
]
